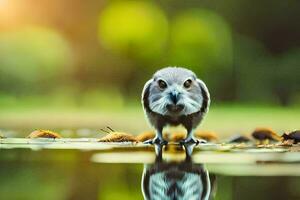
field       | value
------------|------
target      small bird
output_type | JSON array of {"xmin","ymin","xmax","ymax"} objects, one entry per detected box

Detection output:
[
  {"xmin": 282, "ymin": 130, "xmax": 300, "ymax": 144},
  {"xmin": 227, "ymin": 134, "xmax": 251, "ymax": 143},
  {"xmin": 251, "ymin": 128, "xmax": 281, "ymax": 145},
  {"xmin": 142, "ymin": 67, "xmax": 210, "ymax": 145},
  {"xmin": 194, "ymin": 130, "xmax": 219, "ymax": 142},
  {"xmin": 27, "ymin": 129, "xmax": 62, "ymax": 139}
]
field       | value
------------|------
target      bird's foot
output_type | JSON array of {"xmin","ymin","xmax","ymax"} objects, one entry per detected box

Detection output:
[
  {"xmin": 180, "ymin": 137, "xmax": 207, "ymax": 145},
  {"xmin": 143, "ymin": 137, "xmax": 168, "ymax": 145}
]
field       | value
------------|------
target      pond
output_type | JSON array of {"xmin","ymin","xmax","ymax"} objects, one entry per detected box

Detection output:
[{"xmin": 0, "ymin": 138, "xmax": 300, "ymax": 200}]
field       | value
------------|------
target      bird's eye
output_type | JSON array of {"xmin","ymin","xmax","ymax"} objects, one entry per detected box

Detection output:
[
  {"xmin": 158, "ymin": 80, "xmax": 167, "ymax": 89},
  {"xmin": 183, "ymin": 79, "xmax": 192, "ymax": 88}
]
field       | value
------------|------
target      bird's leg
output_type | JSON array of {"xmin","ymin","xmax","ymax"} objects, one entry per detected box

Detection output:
[
  {"xmin": 154, "ymin": 144, "xmax": 163, "ymax": 162},
  {"xmin": 144, "ymin": 129, "xmax": 168, "ymax": 145},
  {"xmin": 180, "ymin": 129, "xmax": 207, "ymax": 145},
  {"xmin": 183, "ymin": 143, "xmax": 196, "ymax": 161}
]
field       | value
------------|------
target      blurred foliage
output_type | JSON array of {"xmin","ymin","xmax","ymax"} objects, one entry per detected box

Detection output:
[
  {"xmin": 273, "ymin": 49, "xmax": 300, "ymax": 105},
  {"xmin": 0, "ymin": 26, "xmax": 72, "ymax": 94},
  {"xmin": 0, "ymin": 0, "xmax": 299, "ymax": 107},
  {"xmin": 169, "ymin": 9, "xmax": 232, "ymax": 71},
  {"xmin": 234, "ymin": 35, "xmax": 300, "ymax": 105},
  {"xmin": 0, "ymin": 88, "xmax": 125, "ymax": 111},
  {"xmin": 98, "ymin": 1, "xmax": 168, "ymax": 60}
]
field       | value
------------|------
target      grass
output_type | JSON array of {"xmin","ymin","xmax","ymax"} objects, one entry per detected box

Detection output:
[
  {"xmin": 0, "ymin": 103, "xmax": 299, "ymax": 138},
  {"xmin": 202, "ymin": 104, "xmax": 300, "ymax": 136}
]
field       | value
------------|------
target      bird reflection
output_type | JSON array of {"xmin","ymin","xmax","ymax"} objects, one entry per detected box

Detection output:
[{"xmin": 141, "ymin": 144, "xmax": 215, "ymax": 200}]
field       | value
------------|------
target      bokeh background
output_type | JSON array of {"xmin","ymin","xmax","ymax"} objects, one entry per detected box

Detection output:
[
  {"xmin": 1, "ymin": 1, "xmax": 300, "ymax": 200},
  {"xmin": 0, "ymin": 0, "xmax": 299, "ymax": 136}
]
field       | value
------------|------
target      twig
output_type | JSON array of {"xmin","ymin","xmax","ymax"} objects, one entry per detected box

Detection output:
[
  {"xmin": 106, "ymin": 126, "xmax": 115, "ymax": 132},
  {"xmin": 100, "ymin": 128, "xmax": 110, "ymax": 134}
]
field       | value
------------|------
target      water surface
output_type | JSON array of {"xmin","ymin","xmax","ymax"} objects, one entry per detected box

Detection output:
[{"xmin": 0, "ymin": 138, "xmax": 300, "ymax": 200}]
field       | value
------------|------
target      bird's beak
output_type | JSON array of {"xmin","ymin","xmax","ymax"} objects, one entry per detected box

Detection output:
[{"xmin": 170, "ymin": 90, "xmax": 179, "ymax": 104}]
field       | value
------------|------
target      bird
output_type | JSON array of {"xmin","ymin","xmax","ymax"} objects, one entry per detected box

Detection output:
[
  {"xmin": 141, "ymin": 67, "xmax": 210, "ymax": 145},
  {"xmin": 282, "ymin": 130, "xmax": 300, "ymax": 144},
  {"xmin": 227, "ymin": 134, "xmax": 251, "ymax": 143},
  {"xmin": 141, "ymin": 144, "xmax": 213, "ymax": 200},
  {"xmin": 251, "ymin": 128, "xmax": 281, "ymax": 145}
]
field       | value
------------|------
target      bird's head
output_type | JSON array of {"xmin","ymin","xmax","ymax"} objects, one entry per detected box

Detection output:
[{"xmin": 142, "ymin": 67, "xmax": 210, "ymax": 116}]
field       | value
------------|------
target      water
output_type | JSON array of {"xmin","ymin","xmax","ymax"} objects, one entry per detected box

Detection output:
[{"xmin": 0, "ymin": 139, "xmax": 300, "ymax": 200}]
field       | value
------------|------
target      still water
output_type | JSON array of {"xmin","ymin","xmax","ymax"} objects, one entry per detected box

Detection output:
[{"xmin": 0, "ymin": 139, "xmax": 300, "ymax": 200}]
